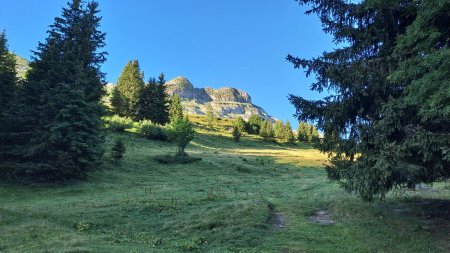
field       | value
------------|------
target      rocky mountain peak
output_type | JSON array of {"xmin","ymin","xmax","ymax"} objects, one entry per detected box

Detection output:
[{"xmin": 164, "ymin": 76, "xmax": 274, "ymax": 121}]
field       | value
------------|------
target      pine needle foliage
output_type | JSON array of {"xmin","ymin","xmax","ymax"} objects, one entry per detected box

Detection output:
[
  {"xmin": 111, "ymin": 60, "xmax": 145, "ymax": 120},
  {"xmin": 3, "ymin": 0, "xmax": 107, "ymax": 182},
  {"xmin": 289, "ymin": 0, "xmax": 449, "ymax": 201},
  {"xmin": 111, "ymin": 139, "xmax": 126, "ymax": 162},
  {"xmin": 169, "ymin": 94, "xmax": 184, "ymax": 122}
]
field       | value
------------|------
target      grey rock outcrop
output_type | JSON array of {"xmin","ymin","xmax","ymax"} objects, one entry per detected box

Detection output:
[{"xmin": 165, "ymin": 76, "xmax": 275, "ymax": 121}]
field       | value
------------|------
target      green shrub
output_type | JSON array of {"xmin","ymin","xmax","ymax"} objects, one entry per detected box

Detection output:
[
  {"xmin": 107, "ymin": 115, "xmax": 133, "ymax": 132},
  {"xmin": 137, "ymin": 120, "xmax": 167, "ymax": 141},
  {"xmin": 167, "ymin": 117, "xmax": 195, "ymax": 156},
  {"xmin": 154, "ymin": 154, "xmax": 202, "ymax": 164}
]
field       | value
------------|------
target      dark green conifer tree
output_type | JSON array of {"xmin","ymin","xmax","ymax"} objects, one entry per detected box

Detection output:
[
  {"xmin": 287, "ymin": 0, "xmax": 449, "ymax": 200},
  {"xmin": 0, "ymin": 31, "xmax": 18, "ymax": 160},
  {"xmin": 4, "ymin": 0, "xmax": 107, "ymax": 181},
  {"xmin": 111, "ymin": 139, "xmax": 126, "ymax": 162},
  {"xmin": 168, "ymin": 94, "xmax": 184, "ymax": 121},
  {"xmin": 138, "ymin": 77, "xmax": 158, "ymax": 121},
  {"xmin": 155, "ymin": 73, "xmax": 169, "ymax": 124},
  {"xmin": 111, "ymin": 60, "xmax": 144, "ymax": 120},
  {"xmin": 137, "ymin": 73, "xmax": 169, "ymax": 124},
  {"xmin": 0, "ymin": 32, "xmax": 17, "ymax": 116}
]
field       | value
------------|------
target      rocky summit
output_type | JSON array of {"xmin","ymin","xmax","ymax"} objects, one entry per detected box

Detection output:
[{"xmin": 165, "ymin": 76, "xmax": 275, "ymax": 121}]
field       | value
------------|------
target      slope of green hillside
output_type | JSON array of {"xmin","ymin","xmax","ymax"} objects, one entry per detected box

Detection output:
[{"xmin": 1, "ymin": 119, "xmax": 449, "ymax": 252}]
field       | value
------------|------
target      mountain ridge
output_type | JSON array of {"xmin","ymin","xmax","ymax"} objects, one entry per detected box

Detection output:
[{"xmin": 164, "ymin": 76, "xmax": 275, "ymax": 121}]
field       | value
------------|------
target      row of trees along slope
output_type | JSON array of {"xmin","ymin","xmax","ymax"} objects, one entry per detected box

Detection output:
[
  {"xmin": 289, "ymin": 0, "xmax": 450, "ymax": 201},
  {"xmin": 0, "ymin": 0, "xmax": 106, "ymax": 182},
  {"xmin": 231, "ymin": 115, "xmax": 316, "ymax": 143}
]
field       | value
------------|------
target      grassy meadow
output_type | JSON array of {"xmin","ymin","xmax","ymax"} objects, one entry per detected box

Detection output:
[{"xmin": 1, "ymin": 116, "xmax": 449, "ymax": 252}]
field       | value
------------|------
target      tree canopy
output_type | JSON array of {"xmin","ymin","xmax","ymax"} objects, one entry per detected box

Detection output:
[
  {"xmin": 289, "ymin": 0, "xmax": 449, "ymax": 201},
  {"xmin": 2, "ymin": 0, "xmax": 107, "ymax": 182},
  {"xmin": 111, "ymin": 60, "xmax": 145, "ymax": 120},
  {"xmin": 138, "ymin": 73, "xmax": 169, "ymax": 124},
  {"xmin": 0, "ymin": 32, "xmax": 17, "ymax": 116},
  {"xmin": 168, "ymin": 94, "xmax": 183, "ymax": 121}
]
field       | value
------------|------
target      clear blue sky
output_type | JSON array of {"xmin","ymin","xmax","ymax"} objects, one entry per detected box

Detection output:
[{"xmin": 0, "ymin": 0, "xmax": 334, "ymax": 127}]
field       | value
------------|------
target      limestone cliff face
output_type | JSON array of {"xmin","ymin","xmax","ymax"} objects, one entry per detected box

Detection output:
[{"xmin": 165, "ymin": 76, "xmax": 275, "ymax": 121}]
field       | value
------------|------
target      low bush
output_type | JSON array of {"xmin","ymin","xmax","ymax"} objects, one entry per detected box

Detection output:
[
  {"xmin": 167, "ymin": 117, "xmax": 195, "ymax": 156},
  {"xmin": 136, "ymin": 120, "xmax": 167, "ymax": 141},
  {"xmin": 106, "ymin": 115, "xmax": 133, "ymax": 132},
  {"xmin": 154, "ymin": 154, "xmax": 202, "ymax": 164}
]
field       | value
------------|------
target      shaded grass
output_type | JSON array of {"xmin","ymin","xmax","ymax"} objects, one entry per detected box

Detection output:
[{"xmin": 1, "ymin": 122, "xmax": 449, "ymax": 252}]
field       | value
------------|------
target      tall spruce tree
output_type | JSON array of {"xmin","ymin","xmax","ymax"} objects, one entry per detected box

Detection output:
[
  {"xmin": 137, "ymin": 73, "xmax": 168, "ymax": 124},
  {"xmin": 287, "ymin": 0, "xmax": 445, "ymax": 201},
  {"xmin": 111, "ymin": 60, "xmax": 145, "ymax": 120},
  {"xmin": 138, "ymin": 77, "xmax": 159, "ymax": 121},
  {"xmin": 0, "ymin": 32, "xmax": 18, "ymax": 160},
  {"xmin": 0, "ymin": 32, "xmax": 17, "ymax": 115},
  {"xmin": 169, "ymin": 94, "xmax": 183, "ymax": 121},
  {"xmin": 155, "ymin": 73, "xmax": 169, "ymax": 124},
  {"xmin": 4, "ymin": 0, "xmax": 107, "ymax": 182}
]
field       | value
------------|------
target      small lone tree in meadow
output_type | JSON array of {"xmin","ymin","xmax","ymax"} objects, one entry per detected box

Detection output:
[
  {"xmin": 232, "ymin": 125, "xmax": 241, "ymax": 142},
  {"xmin": 111, "ymin": 139, "xmax": 126, "ymax": 162},
  {"xmin": 168, "ymin": 117, "xmax": 195, "ymax": 156},
  {"xmin": 205, "ymin": 103, "xmax": 216, "ymax": 128}
]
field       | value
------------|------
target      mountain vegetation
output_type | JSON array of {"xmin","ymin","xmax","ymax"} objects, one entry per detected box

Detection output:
[
  {"xmin": 1, "ymin": 0, "xmax": 449, "ymax": 252},
  {"xmin": 2, "ymin": 111, "xmax": 450, "ymax": 252},
  {"xmin": 0, "ymin": 32, "xmax": 18, "ymax": 164},
  {"xmin": 260, "ymin": 119, "xmax": 274, "ymax": 141},
  {"xmin": 0, "ymin": 32, "xmax": 17, "ymax": 117},
  {"xmin": 138, "ymin": 73, "xmax": 169, "ymax": 124},
  {"xmin": 168, "ymin": 94, "xmax": 184, "ymax": 121},
  {"xmin": 289, "ymin": 0, "xmax": 450, "ymax": 201},
  {"xmin": 1, "ymin": 0, "xmax": 106, "ymax": 182},
  {"xmin": 111, "ymin": 60, "xmax": 145, "ymax": 120}
]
